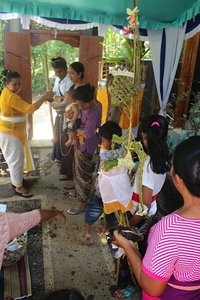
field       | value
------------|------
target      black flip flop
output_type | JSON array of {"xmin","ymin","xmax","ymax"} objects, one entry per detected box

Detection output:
[{"xmin": 15, "ymin": 191, "xmax": 33, "ymax": 198}]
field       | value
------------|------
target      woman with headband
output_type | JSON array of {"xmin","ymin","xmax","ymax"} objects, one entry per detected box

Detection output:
[{"xmin": 51, "ymin": 57, "xmax": 73, "ymax": 163}]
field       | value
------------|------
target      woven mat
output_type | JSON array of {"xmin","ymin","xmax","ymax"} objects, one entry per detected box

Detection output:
[{"xmin": 1, "ymin": 251, "xmax": 31, "ymax": 299}]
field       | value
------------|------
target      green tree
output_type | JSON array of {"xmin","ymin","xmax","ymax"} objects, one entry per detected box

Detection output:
[
  {"xmin": 102, "ymin": 29, "xmax": 151, "ymax": 65},
  {"xmin": 0, "ymin": 20, "xmax": 7, "ymax": 93},
  {"xmin": 31, "ymin": 40, "xmax": 78, "ymax": 92}
]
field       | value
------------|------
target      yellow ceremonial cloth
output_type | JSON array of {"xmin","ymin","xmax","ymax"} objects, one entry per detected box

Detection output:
[
  {"xmin": 24, "ymin": 141, "xmax": 35, "ymax": 171},
  {"xmin": 0, "ymin": 88, "xmax": 35, "ymax": 144},
  {"xmin": 103, "ymin": 199, "xmax": 133, "ymax": 215},
  {"xmin": 98, "ymin": 166, "xmax": 133, "ymax": 214},
  {"xmin": 97, "ymin": 85, "xmax": 144, "ymax": 128},
  {"xmin": 97, "ymin": 86, "xmax": 108, "ymax": 124}
]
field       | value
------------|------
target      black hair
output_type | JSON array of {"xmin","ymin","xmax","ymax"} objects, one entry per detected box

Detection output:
[
  {"xmin": 99, "ymin": 121, "xmax": 122, "ymax": 141},
  {"xmin": 173, "ymin": 136, "xmax": 200, "ymax": 197},
  {"xmin": 51, "ymin": 57, "xmax": 67, "ymax": 69},
  {"xmin": 69, "ymin": 62, "xmax": 84, "ymax": 79},
  {"xmin": 65, "ymin": 89, "xmax": 74, "ymax": 97},
  {"xmin": 39, "ymin": 289, "xmax": 84, "ymax": 300},
  {"xmin": 142, "ymin": 114, "xmax": 169, "ymax": 174},
  {"xmin": 5, "ymin": 71, "xmax": 21, "ymax": 83},
  {"xmin": 72, "ymin": 83, "xmax": 95, "ymax": 103}
]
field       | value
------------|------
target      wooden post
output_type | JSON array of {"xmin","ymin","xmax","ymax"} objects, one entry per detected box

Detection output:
[
  {"xmin": 79, "ymin": 36, "xmax": 103, "ymax": 88},
  {"xmin": 173, "ymin": 32, "xmax": 200, "ymax": 128}
]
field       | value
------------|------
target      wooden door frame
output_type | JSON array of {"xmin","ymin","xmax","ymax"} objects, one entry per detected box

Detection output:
[
  {"xmin": 4, "ymin": 29, "xmax": 82, "ymax": 139},
  {"xmin": 28, "ymin": 29, "xmax": 82, "ymax": 138},
  {"xmin": 4, "ymin": 30, "xmax": 103, "ymax": 139},
  {"xmin": 29, "ymin": 29, "xmax": 82, "ymax": 47},
  {"xmin": 173, "ymin": 32, "xmax": 200, "ymax": 128}
]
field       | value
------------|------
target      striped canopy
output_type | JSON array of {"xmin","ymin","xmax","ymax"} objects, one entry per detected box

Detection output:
[{"xmin": 0, "ymin": 0, "xmax": 199, "ymax": 30}]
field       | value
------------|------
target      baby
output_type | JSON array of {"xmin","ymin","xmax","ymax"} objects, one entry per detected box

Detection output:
[{"xmin": 63, "ymin": 89, "xmax": 81, "ymax": 147}]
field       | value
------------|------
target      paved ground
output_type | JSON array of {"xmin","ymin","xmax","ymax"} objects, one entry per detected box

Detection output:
[
  {"xmin": 0, "ymin": 148, "xmax": 142, "ymax": 300},
  {"xmin": 0, "ymin": 102, "xmax": 142, "ymax": 300}
]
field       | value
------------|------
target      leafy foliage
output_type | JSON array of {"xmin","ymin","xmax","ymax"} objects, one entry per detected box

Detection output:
[
  {"xmin": 0, "ymin": 20, "xmax": 7, "ymax": 93},
  {"xmin": 102, "ymin": 29, "xmax": 150, "ymax": 65},
  {"xmin": 31, "ymin": 40, "xmax": 78, "ymax": 92},
  {"xmin": 103, "ymin": 30, "xmax": 133, "ymax": 64},
  {"xmin": 166, "ymin": 78, "xmax": 200, "ymax": 134}
]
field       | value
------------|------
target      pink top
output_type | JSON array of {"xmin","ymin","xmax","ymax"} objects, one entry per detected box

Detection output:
[
  {"xmin": 141, "ymin": 212, "xmax": 200, "ymax": 299},
  {"xmin": 0, "ymin": 210, "xmax": 41, "ymax": 269}
]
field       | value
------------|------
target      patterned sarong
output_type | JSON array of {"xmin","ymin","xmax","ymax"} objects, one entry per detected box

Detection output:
[{"xmin": 73, "ymin": 149, "xmax": 94, "ymax": 203}]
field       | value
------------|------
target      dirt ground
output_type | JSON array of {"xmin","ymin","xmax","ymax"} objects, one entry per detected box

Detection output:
[
  {"xmin": 0, "ymin": 101, "xmax": 183, "ymax": 300},
  {"xmin": 0, "ymin": 146, "xmax": 142, "ymax": 300}
]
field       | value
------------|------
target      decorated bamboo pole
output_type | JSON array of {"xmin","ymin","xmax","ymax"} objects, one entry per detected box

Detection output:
[
  {"xmin": 100, "ymin": 1, "xmax": 148, "ymax": 217},
  {"xmin": 44, "ymin": 54, "xmax": 55, "ymax": 139},
  {"xmin": 98, "ymin": 1, "xmax": 148, "ymax": 288}
]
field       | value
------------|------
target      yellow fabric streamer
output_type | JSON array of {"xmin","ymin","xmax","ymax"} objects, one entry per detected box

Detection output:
[
  {"xmin": 77, "ymin": 134, "xmax": 84, "ymax": 146},
  {"xmin": 23, "ymin": 141, "xmax": 35, "ymax": 172}
]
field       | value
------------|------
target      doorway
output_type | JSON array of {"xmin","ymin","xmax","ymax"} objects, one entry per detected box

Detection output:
[
  {"xmin": 4, "ymin": 30, "xmax": 103, "ymax": 138},
  {"xmin": 31, "ymin": 39, "xmax": 79, "ymax": 140}
]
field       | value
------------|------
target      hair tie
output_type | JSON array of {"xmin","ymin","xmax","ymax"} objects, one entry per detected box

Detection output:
[{"xmin": 151, "ymin": 121, "xmax": 160, "ymax": 127}]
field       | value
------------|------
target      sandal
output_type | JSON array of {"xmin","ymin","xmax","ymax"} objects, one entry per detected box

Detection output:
[
  {"xmin": 69, "ymin": 191, "xmax": 76, "ymax": 197},
  {"xmin": 64, "ymin": 183, "xmax": 75, "ymax": 190},
  {"xmin": 114, "ymin": 285, "xmax": 135, "ymax": 299},
  {"xmin": 59, "ymin": 175, "xmax": 72, "ymax": 181},
  {"xmin": 67, "ymin": 206, "xmax": 86, "ymax": 215},
  {"xmin": 54, "ymin": 159, "xmax": 61, "ymax": 163},
  {"xmin": 15, "ymin": 190, "xmax": 33, "ymax": 198}
]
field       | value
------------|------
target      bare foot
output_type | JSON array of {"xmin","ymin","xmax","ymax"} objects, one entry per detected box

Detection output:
[
  {"xmin": 114, "ymin": 289, "xmax": 126, "ymax": 299},
  {"xmin": 85, "ymin": 234, "xmax": 94, "ymax": 245},
  {"xmin": 109, "ymin": 271, "xmax": 116, "ymax": 278},
  {"xmin": 65, "ymin": 140, "xmax": 72, "ymax": 147},
  {"xmin": 71, "ymin": 139, "xmax": 77, "ymax": 146}
]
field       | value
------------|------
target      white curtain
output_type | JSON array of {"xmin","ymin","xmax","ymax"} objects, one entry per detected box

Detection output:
[
  {"xmin": 147, "ymin": 24, "xmax": 186, "ymax": 115},
  {"xmin": 0, "ymin": 14, "xmax": 197, "ymax": 116},
  {"xmin": 0, "ymin": 13, "xmax": 100, "ymax": 31}
]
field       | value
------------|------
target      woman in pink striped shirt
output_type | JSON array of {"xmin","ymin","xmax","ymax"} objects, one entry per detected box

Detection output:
[{"xmin": 114, "ymin": 136, "xmax": 200, "ymax": 299}]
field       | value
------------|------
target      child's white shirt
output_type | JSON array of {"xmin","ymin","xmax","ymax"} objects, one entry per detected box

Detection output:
[{"xmin": 131, "ymin": 155, "xmax": 166, "ymax": 216}]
